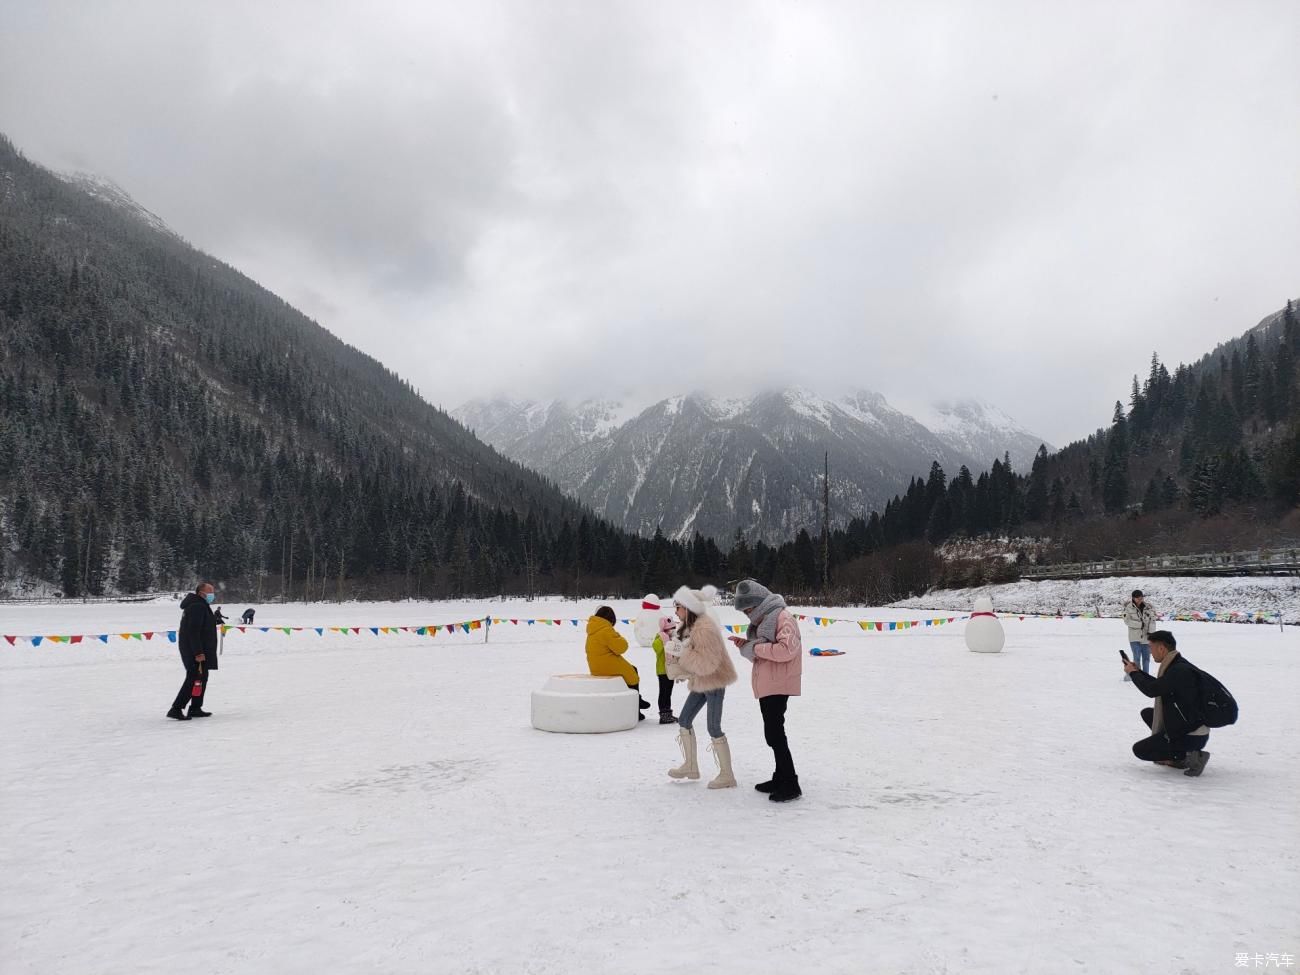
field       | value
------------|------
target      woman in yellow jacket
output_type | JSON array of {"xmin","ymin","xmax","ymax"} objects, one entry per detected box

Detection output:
[{"xmin": 586, "ymin": 606, "xmax": 651, "ymax": 721}]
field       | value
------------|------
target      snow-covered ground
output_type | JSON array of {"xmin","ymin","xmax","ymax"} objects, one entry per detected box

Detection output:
[
  {"xmin": 894, "ymin": 575, "xmax": 1300, "ymax": 623},
  {"xmin": 2, "ymin": 598, "xmax": 1297, "ymax": 975}
]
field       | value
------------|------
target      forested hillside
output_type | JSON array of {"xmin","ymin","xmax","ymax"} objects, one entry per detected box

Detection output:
[{"xmin": 0, "ymin": 135, "xmax": 690, "ymax": 599}]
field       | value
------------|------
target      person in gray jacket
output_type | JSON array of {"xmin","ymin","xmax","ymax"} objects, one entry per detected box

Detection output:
[{"xmin": 1121, "ymin": 589, "xmax": 1156, "ymax": 679}]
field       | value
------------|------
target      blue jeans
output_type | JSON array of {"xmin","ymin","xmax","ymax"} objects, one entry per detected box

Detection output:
[
  {"xmin": 1130, "ymin": 641, "xmax": 1151, "ymax": 673},
  {"xmin": 678, "ymin": 688, "xmax": 725, "ymax": 739}
]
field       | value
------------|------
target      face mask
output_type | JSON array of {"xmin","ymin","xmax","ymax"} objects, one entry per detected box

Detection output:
[{"xmin": 204, "ymin": 593, "xmax": 215, "ymax": 604}]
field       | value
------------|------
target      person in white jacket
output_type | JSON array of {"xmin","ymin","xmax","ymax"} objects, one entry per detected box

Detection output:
[
  {"xmin": 663, "ymin": 585, "xmax": 739, "ymax": 789},
  {"xmin": 1122, "ymin": 589, "xmax": 1156, "ymax": 679}
]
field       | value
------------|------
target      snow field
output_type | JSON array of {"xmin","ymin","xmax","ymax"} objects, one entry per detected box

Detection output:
[{"xmin": 2, "ymin": 599, "xmax": 1297, "ymax": 975}]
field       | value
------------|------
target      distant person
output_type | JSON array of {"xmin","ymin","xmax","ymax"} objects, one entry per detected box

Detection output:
[
  {"xmin": 585, "ymin": 606, "xmax": 649, "ymax": 721},
  {"xmin": 729, "ymin": 579, "xmax": 804, "ymax": 802},
  {"xmin": 1124, "ymin": 630, "xmax": 1210, "ymax": 776},
  {"xmin": 213, "ymin": 606, "xmax": 227, "ymax": 626},
  {"xmin": 1121, "ymin": 589, "xmax": 1156, "ymax": 680},
  {"xmin": 652, "ymin": 623, "xmax": 676, "ymax": 724},
  {"xmin": 663, "ymin": 585, "xmax": 737, "ymax": 788},
  {"xmin": 169, "ymin": 582, "xmax": 219, "ymax": 721},
  {"xmin": 241, "ymin": 608, "xmax": 255, "ymax": 625}
]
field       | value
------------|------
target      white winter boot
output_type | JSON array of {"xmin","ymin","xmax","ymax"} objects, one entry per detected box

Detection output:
[
  {"xmin": 707, "ymin": 735, "xmax": 737, "ymax": 789},
  {"xmin": 668, "ymin": 728, "xmax": 700, "ymax": 780}
]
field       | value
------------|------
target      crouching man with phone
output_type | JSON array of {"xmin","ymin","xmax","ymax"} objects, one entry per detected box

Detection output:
[{"xmin": 1122, "ymin": 630, "xmax": 1210, "ymax": 777}]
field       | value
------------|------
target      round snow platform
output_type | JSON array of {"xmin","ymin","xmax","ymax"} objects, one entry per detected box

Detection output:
[{"xmin": 531, "ymin": 674, "xmax": 639, "ymax": 734}]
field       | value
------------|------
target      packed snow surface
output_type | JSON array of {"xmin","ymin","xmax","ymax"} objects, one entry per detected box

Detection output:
[{"xmin": 2, "ymin": 598, "xmax": 1296, "ymax": 975}]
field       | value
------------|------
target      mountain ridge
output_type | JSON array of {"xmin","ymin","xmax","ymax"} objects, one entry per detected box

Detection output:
[{"xmin": 455, "ymin": 388, "xmax": 1052, "ymax": 542}]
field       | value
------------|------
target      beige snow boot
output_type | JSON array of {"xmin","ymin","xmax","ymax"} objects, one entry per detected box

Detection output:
[
  {"xmin": 707, "ymin": 735, "xmax": 737, "ymax": 789},
  {"xmin": 668, "ymin": 728, "xmax": 700, "ymax": 780}
]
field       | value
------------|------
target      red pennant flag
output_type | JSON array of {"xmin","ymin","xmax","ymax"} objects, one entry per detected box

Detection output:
[
  {"xmin": 71, "ymin": 635, "xmax": 83, "ymax": 644},
  {"xmin": 143, "ymin": 632, "xmax": 154, "ymax": 640},
  {"xmin": 3, "ymin": 635, "xmax": 15, "ymax": 645}
]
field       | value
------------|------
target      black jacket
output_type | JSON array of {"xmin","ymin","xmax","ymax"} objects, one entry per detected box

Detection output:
[
  {"xmin": 1131, "ymin": 653, "xmax": 1201, "ymax": 738},
  {"xmin": 178, "ymin": 593, "xmax": 219, "ymax": 669}
]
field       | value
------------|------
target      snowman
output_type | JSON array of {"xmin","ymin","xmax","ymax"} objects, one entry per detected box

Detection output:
[
  {"xmin": 964, "ymin": 595, "xmax": 1005, "ymax": 653},
  {"xmin": 633, "ymin": 594, "xmax": 669, "ymax": 647}
]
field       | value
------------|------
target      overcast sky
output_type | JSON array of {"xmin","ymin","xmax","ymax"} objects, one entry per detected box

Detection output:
[{"xmin": 2, "ymin": 1, "xmax": 1298, "ymax": 445}]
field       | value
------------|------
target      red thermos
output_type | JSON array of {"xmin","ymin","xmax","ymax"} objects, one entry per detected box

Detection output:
[{"xmin": 191, "ymin": 663, "xmax": 203, "ymax": 698}]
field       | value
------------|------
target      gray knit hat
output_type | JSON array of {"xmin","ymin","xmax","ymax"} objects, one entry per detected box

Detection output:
[{"xmin": 733, "ymin": 579, "xmax": 772, "ymax": 612}]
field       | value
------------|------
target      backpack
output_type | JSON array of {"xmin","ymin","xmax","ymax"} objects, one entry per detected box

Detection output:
[{"xmin": 1196, "ymin": 667, "xmax": 1239, "ymax": 728}]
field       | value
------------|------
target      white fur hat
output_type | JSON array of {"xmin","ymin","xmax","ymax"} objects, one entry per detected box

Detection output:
[{"xmin": 673, "ymin": 584, "xmax": 718, "ymax": 616}]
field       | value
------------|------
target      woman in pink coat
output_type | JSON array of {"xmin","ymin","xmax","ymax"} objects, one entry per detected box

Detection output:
[{"xmin": 728, "ymin": 578, "xmax": 803, "ymax": 802}]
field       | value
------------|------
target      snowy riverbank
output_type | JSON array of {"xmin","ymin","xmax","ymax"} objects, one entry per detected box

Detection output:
[{"xmin": 893, "ymin": 575, "xmax": 1300, "ymax": 622}]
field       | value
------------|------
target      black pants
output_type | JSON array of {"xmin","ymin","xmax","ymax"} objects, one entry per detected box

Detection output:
[
  {"xmin": 172, "ymin": 661, "xmax": 209, "ymax": 711},
  {"xmin": 657, "ymin": 674, "xmax": 674, "ymax": 713},
  {"xmin": 1132, "ymin": 707, "xmax": 1208, "ymax": 762},
  {"xmin": 760, "ymin": 694, "xmax": 798, "ymax": 786}
]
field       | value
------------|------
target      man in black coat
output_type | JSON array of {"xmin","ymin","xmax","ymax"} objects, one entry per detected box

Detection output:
[
  {"xmin": 168, "ymin": 582, "xmax": 219, "ymax": 720},
  {"xmin": 1124, "ymin": 630, "xmax": 1210, "ymax": 776}
]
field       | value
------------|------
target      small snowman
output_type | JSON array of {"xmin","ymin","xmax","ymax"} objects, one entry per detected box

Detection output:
[
  {"xmin": 964, "ymin": 595, "xmax": 1005, "ymax": 653},
  {"xmin": 632, "ymin": 594, "xmax": 668, "ymax": 648}
]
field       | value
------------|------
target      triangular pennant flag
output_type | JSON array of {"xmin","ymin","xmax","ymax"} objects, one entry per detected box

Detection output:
[
  {"xmin": 98, "ymin": 634, "xmax": 109, "ymax": 643},
  {"xmin": 511, "ymin": 619, "xmax": 518, "ymax": 625},
  {"xmin": 71, "ymin": 634, "xmax": 84, "ymax": 644},
  {"xmin": 143, "ymin": 632, "xmax": 154, "ymax": 640},
  {"xmin": 31, "ymin": 636, "xmax": 43, "ymax": 646},
  {"xmin": 3, "ymin": 635, "xmax": 14, "ymax": 645},
  {"xmin": 167, "ymin": 630, "xmax": 178, "ymax": 642},
  {"xmin": 260, "ymin": 627, "xmax": 270, "ymax": 633},
  {"xmin": 315, "ymin": 628, "xmax": 324, "ymax": 636},
  {"xmin": 369, "ymin": 628, "xmax": 379, "ymax": 636},
  {"xmin": 239, "ymin": 626, "xmax": 247, "ymax": 633}
]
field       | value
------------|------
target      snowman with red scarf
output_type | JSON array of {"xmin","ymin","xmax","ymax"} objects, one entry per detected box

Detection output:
[{"xmin": 965, "ymin": 595, "xmax": 1005, "ymax": 653}]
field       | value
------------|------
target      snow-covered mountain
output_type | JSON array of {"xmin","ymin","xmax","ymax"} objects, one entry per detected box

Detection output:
[
  {"xmin": 455, "ymin": 389, "xmax": 1051, "ymax": 543},
  {"xmin": 914, "ymin": 400, "xmax": 1049, "ymax": 474},
  {"xmin": 59, "ymin": 172, "xmax": 177, "ymax": 238}
]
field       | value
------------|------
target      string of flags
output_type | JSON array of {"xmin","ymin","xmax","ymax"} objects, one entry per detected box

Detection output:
[{"xmin": 2, "ymin": 606, "xmax": 1284, "ymax": 648}]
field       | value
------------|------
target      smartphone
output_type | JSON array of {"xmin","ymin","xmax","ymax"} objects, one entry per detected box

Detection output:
[{"xmin": 1118, "ymin": 649, "xmax": 1130, "ymax": 662}]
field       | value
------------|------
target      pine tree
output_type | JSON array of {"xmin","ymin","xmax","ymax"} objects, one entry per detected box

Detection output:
[{"xmin": 1101, "ymin": 401, "xmax": 1129, "ymax": 513}]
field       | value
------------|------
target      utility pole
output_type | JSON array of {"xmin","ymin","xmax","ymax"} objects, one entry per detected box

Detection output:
[{"xmin": 821, "ymin": 451, "xmax": 830, "ymax": 600}]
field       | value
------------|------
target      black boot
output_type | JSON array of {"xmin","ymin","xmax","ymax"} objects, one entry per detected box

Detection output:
[
  {"xmin": 188, "ymin": 707, "xmax": 212, "ymax": 718},
  {"xmin": 769, "ymin": 776, "xmax": 802, "ymax": 803},
  {"xmin": 754, "ymin": 779, "xmax": 776, "ymax": 793},
  {"xmin": 659, "ymin": 710, "xmax": 676, "ymax": 725},
  {"xmin": 629, "ymin": 684, "xmax": 651, "ymax": 710},
  {"xmin": 166, "ymin": 707, "xmax": 191, "ymax": 721}
]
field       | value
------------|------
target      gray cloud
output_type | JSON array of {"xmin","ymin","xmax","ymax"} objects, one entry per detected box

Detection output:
[{"xmin": 2, "ymin": 0, "xmax": 1297, "ymax": 443}]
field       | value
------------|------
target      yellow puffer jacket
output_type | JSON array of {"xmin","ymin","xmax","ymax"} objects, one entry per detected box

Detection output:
[{"xmin": 585, "ymin": 616, "xmax": 638, "ymax": 687}]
